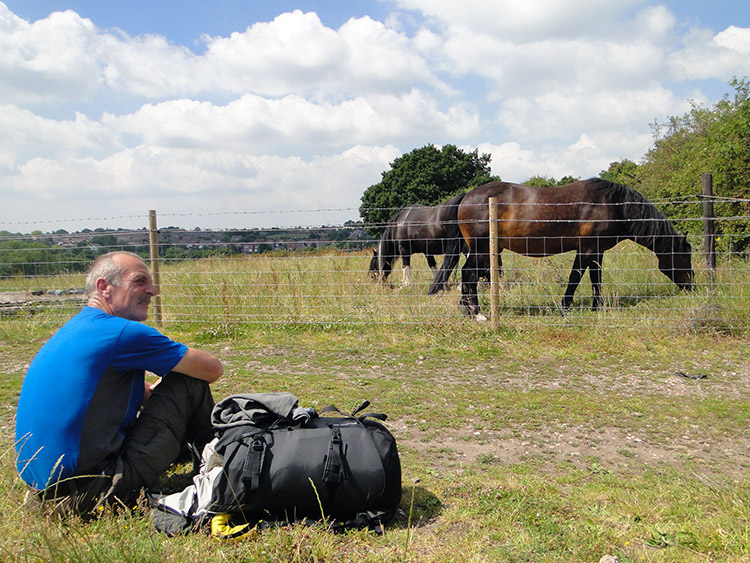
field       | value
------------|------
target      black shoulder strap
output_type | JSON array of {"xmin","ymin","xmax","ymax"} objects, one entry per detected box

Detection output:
[
  {"xmin": 321, "ymin": 427, "xmax": 345, "ymax": 484},
  {"xmin": 241, "ymin": 433, "xmax": 267, "ymax": 492}
]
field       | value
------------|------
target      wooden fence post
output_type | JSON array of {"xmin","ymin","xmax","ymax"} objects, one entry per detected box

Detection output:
[
  {"xmin": 148, "ymin": 210, "xmax": 163, "ymax": 327},
  {"xmin": 701, "ymin": 173, "xmax": 716, "ymax": 272},
  {"xmin": 489, "ymin": 197, "xmax": 500, "ymax": 328}
]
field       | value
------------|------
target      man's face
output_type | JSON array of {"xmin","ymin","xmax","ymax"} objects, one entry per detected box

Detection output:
[{"xmin": 107, "ymin": 255, "xmax": 157, "ymax": 321}]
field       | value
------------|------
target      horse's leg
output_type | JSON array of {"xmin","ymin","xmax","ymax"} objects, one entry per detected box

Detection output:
[
  {"xmin": 402, "ymin": 255, "xmax": 412, "ymax": 286},
  {"xmin": 426, "ymin": 255, "xmax": 438, "ymax": 275},
  {"xmin": 562, "ymin": 252, "xmax": 604, "ymax": 309},
  {"xmin": 460, "ymin": 253, "xmax": 485, "ymax": 320},
  {"xmin": 561, "ymin": 252, "xmax": 588, "ymax": 309},
  {"xmin": 381, "ymin": 258, "xmax": 392, "ymax": 284},
  {"xmin": 589, "ymin": 253, "xmax": 604, "ymax": 310}
]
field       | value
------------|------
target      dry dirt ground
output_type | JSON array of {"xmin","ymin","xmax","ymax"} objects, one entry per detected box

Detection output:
[
  {"xmin": 0, "ymin": 290, "xmax": 85, "ymax": 317},
  {"xmin": 229, "ymin": 346, "xmax": 750, "ymax": 484}
]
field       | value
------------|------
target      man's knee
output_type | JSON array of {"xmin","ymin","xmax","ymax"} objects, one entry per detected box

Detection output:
[
  {"xmin": 141, "ymin": 372, "xmax": 213, "ymax": 425},
  {"xmin": 155, "ymin": 371, "xmax": 213, "ymax": 407}
]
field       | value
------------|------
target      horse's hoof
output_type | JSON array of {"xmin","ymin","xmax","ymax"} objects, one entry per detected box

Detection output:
[{"xmin": 475, "ymin": 313, "xmax": 488, "ymax": 322}]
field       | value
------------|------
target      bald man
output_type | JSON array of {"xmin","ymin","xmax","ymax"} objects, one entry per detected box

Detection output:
[{"xmin": 16, "ymin": 251, "xmax": 223, "ymax": 514}]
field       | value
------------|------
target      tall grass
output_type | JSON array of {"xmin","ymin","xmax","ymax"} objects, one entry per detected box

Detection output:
[
  {"xmin": 142, "ymin": 243, "xmax": 749, "ymax": 335},
  {"xmin": 1, "ymin": 242, "xmax": 748, "ymax": 333}
]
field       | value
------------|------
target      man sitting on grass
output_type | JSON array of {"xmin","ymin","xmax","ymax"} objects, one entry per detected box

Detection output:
[{"xmin": 15, "ymin": 251, "xmax": 223, "ymax": 514}]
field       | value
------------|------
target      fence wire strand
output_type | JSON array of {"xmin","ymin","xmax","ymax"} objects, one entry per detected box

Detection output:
[{"xmin": 1, "ymin": 204, "xmax": 748, "ymax": 331}]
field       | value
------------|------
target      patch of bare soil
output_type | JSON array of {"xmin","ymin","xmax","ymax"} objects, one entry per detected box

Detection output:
[
  {"xmin": 388, "ymin": 360, "xmax": 750, "ymax": 481},
  {"xmin": 228, "ymin": 347, "xmax": 750, "ymax": 483},
  {"xmin": 394, "ymin": 422, "xmax": 748, "ymax": 481},
  {"xmin": 0, "ymin": 290, "xmax": 85, "ymax": 317}
]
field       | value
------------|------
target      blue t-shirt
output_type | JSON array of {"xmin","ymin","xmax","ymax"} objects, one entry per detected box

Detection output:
[{"xmin": 15, "ymin": 306, "xmax": 188, "ymax": 490}]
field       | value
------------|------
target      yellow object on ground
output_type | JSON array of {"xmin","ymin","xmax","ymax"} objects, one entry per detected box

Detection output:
[{"xmin": 210, "ymin": 513, "xmax": 259, "ymax": 541}]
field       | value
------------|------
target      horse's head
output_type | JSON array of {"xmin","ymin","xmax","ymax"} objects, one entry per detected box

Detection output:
[
  {"xmin": 657, "ymin": 234, "xmax": 695, "ymax": 290},
  {"xmin": 368, "ymin": 248, "xmax": 381, "ymax": 281},
  {"xmin": 368, "ymin": 237, "xmax": 394, "ymax": 283}
]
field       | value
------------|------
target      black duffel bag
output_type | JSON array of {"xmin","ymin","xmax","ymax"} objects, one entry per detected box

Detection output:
[{"xmin": 205, "ymin": 394, "xmax": 401, "ymax": 529}]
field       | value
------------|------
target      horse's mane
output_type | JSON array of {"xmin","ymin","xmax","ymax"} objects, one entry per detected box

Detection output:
[
  {"xmin": 378, "ymin": 204, "xmax": 412, "ymax": 241},
  {"xmin": 381, "ymin": 208, "xmax": 404, "ymax": 241},
  {"xmin": 592, "ymin": 179, "xmax": 679, "ymax": 253},
  {"xmin": 440, "ymin": 192, "xmax": 466, "ymax": 208}
]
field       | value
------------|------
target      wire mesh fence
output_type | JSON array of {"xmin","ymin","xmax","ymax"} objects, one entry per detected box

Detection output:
[{"xmin": 1, "ymin": 201, "xmax": 748, "ymax": 333}]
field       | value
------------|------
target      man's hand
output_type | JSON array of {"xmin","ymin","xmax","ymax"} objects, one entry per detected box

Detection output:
[{"xmin": 142, "ymin": 377, "xmax": 162, "ymax": 404}]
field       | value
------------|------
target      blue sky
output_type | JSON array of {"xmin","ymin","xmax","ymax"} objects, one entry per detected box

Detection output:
[
  {"xmin": 6, "ymin": 1, "xmax": 747, "ymax": 47},
  {"xmin": 4, "ymin": 1, "xmax": 394, "ymax": 48},
  {"xmin": 1, "ymin": 1, "xmax": 749, "ymax": 230}
]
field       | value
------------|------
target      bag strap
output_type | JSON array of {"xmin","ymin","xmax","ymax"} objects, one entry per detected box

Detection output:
[
  {"xmin": 319, "ymin": 405, "xmax": 348, "ymax": 417},
  {"xmin": 351, "ymin": 400, "xmax": 370, "ymax": 416},
  {"xmin": 357, "ymin": 412, "xmax": 388, "ymax": 422},
  {"xmin": 320, "ymin": 401, "xmax": 388, "ymax": 423},
  {"xmin": 241, "ymin": 434, "xmax": 267, "ymax": 492},
  {"xmin": 322, "ymin": 427, "xmax": 345, "ymax": 484}
]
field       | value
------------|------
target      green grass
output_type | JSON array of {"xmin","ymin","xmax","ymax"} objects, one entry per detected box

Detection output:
[{"xmin": 1, "ymin": 248, "xmax": 749, "ymax": 561}]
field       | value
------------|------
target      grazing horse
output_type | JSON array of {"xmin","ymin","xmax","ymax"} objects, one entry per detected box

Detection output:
[
  {"xmin": 450, "ymin": 179, "xmax": 694, "ymax": 318},
  {"xmin": 369, "ymin": 193, "xmax": 466, "ymax": 290}
]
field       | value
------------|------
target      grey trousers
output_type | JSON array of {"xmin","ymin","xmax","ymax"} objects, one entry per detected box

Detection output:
[{"xmin": 41, "ymin": 371, "xmax": 214, "ymax": 514}]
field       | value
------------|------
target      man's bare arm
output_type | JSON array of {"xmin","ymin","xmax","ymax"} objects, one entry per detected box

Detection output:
[{"xmin": 172, "ymin": 348, "xmax": 223, "ymax": 383}]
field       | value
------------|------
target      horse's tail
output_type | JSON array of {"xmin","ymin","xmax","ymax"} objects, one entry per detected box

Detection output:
[{"xmin": 428, "ymin": 193, "xmax": 466, "ymax": 295}]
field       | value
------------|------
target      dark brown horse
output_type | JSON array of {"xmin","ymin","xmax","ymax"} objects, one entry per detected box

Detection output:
[
  {"xmin": 435, "ymin": 179, "xmax": 694, "ymax": 318},
  {"xmin": 369, "ymin": 193, "xmax": 466, "ymax": 291}
]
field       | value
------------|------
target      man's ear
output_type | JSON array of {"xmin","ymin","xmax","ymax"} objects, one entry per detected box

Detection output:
[{"xmin": 95, "ymin": 277, "xmax": 111, "ymax": 297}]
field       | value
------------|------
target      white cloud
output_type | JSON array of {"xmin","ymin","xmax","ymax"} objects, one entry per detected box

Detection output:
[
  {"xmin": 714, "ymin": 25, "xmax": 750, "ymax": 54},
  {"xmin": 199, "ymin": 11, "xmax": 345, "ymax": 97},
  {"xmin": 104, "ymin": 91, "xmax": 480, "ymax": 154},
  {"xmin": 1, "ymin": 1, "xmax": 748, "ymax": 231},
  {"xmin": 99, "ymin": 32, "xmax": 199, "ymax": 97},
  {"xmin": 1, "ymin": 7, "xmax": 442, "ymax": 104},
  {"xmin": 634, "ymin": 5, "xmax": 676, "ymax": 39},
  {"xmin": 473, "ymin": 141, "xmax": 537, "ymax": 181},
  {"xmin": 493, "ymin": 85, "xmax": 684, "ymax": 155},
  {"xmin": 0, "ymin": 5, "xmax": 102, "ymax": 103},
  {"xmin": 421, "ymin": 10, "xmax": 672, "ymax": 97},
  {"xmin": 392, "ymin": 0, "xmax": 645, "ymax": 38},
  {"xmin": 475, "ymin": 124, "xmax": 658, "ymax": 183},
  {"xmin": 0, "ymin": 104, "xmax": 121, "ymax": 167},
  {"xmin": 200, "ymin": 12, "xmax": 444, "ymax": 98},
  {"xmin": 3, "ymin": 143, "xmax": 401, "ymax": 230},
  {"xmin": 668, "ymin": 25, "xmax": 750, "ymax": 80}
]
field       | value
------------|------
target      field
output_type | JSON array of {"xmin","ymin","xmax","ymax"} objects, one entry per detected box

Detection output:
[{"xmin": 0, "ymin": 246, "xmax": 748, "ymax": 562}]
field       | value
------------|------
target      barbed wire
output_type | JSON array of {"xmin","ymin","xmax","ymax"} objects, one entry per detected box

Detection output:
[
  {"xmin": 1, "ymin": 198, "xmax": 747, "ymax": 332},
  {"xmin": 2, "ymin": 194, "xmax": 748, "ymax": 233}
]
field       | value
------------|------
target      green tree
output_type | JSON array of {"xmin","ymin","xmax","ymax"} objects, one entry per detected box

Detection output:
[
  {"xmin": 89, "ymin": 234, "xmax": 120, "ymax": 247},
  {"xmin": 359, "ymin": 144, "xmax": 499, "ymax": 235},
  {"xmin": 523, "ymin": 175, "xmax": 581, "ymax": 187},
  {"xmin": 599, "ymin": 159, "xmax": 640, "ymax": 187},
  {"xmin": 524, "ymin": 175, "xmax": 556, "ymax": 187},
  {"xmin": 637, "ymin": 77, "xmax": 750, "ymax": 249}
]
